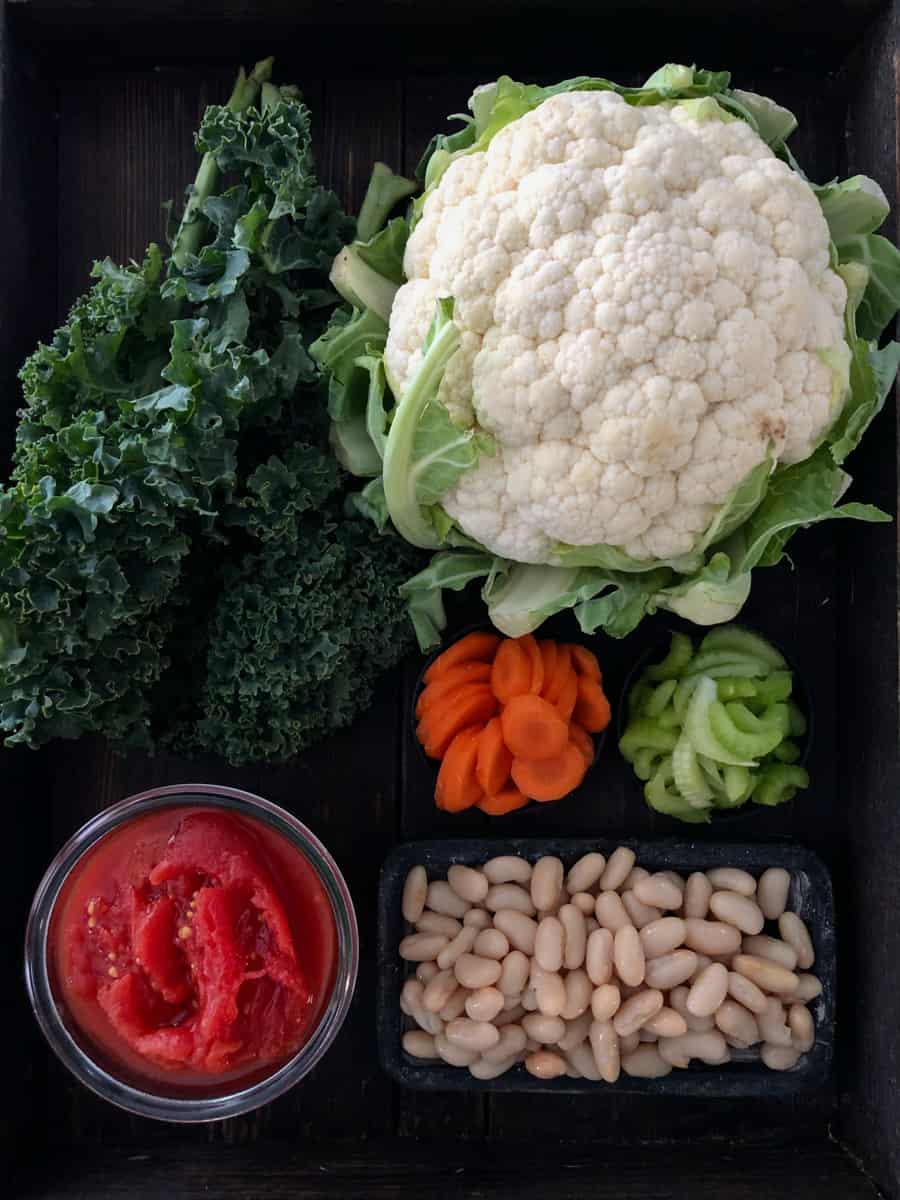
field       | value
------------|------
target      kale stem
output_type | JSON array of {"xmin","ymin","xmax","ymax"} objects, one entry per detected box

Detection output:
[{"xmin": 171, "ymin": 58, "xmax": 274, "ymax": 270}]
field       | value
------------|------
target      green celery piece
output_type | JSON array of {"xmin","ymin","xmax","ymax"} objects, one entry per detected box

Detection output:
[
  {"xmin": 773, "ymin": 739, "xmax": 801, "ymax": 764},
  {"xmin": 618, "ymin": 718, "xmax": 679, "ymax": 762},
  {"xmin": 628, "ymin": 678, "xmax": 654, "ymax": 716},
  {"xmin": 646, "ymin": 632, "xmax": 694, "ymax": 681},
  {"xmin": 747, "ymin": 671, "xmax": 794, "ymax": 707},
  {"xmin": 698, "ymin": 624, "xmax": 786, "ymax": 668},
  {"xmin": 644, "ymin": 679, "xmax": 678, "ymax": 718},
  {"xmin": 645, "ymin": 757, "xmax": 711, "ymax": 823},
  {"xmin": 684, "ymin": 676, "xmax": 756, "ymax": 766},
  {"xmin": 633, "ymin": 746, "xmax": 668, "ymax": 781},
  {"xmin": 787, "ymin": 702, "xmax": 808, "ymax": 738},
  {"xmin": 674, "ymin": 674, "xmax": 703, "ymax": 721},
  {"xmin": 673, "ymin": 734, "xmax": 714, "ymax": 804},
  {"xmin": 658, "ymin": 707, "xmax": 682, "ymax": 731},
  {"xmin": 758, "ymin": 702, "xmax": 791, "ymax": 739},
  {"xmin": 716, "ymin": 676, "xmax": 759, "ymax": 701},
  {"xmin": 710, "ymin": 701, "xmax": 783, "ymax": 759},
  {"xmin": 753, "ymin": 764, "xmax": 810, "ymax": 807},
  {"xmin": 722, "ymin": 764, "xmax": 753, "ymax": 806}
]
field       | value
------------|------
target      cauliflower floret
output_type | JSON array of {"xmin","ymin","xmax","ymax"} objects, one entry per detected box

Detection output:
[{"xmin": 384, "ymin": 91, "xmax": 848, "ymax": 564}]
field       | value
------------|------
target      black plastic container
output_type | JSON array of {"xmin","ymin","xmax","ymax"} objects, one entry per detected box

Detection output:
[{"xmin": 377, "ymin": 838, "xmax": 834, "ymax": 1095}]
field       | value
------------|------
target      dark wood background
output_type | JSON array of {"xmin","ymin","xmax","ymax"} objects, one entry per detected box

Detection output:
[{"xmin": 2, "ymin": 1, "xmax": 899, "ymax": 1196}]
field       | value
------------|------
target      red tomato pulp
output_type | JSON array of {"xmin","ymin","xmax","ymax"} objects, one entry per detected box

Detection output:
[{"xmin": 50, "ymin": 806, "xmax": 338, "ymax": 1089}]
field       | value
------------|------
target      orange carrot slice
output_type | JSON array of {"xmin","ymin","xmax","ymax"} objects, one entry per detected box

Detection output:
[
  {"xmin": 435, "ymin": 726, "xmax": 485, "ymax": 812},
  {"xmin": 476, "ymin": 717, "xmax": 513, "ymax": 796},
  {"xmin": 491, "ymin": 638, "xmax": 532, "ymax": 704},
  {"xmin": 554, "ymin": 669, "xmax": 579, "ymax": 723},
  {"xmin": 424, "ymin": 631, "xmax": 502, "ymax": 684},
  {"xmin": 511, "ymin": 742, "xmax": 587, "ymax": 803},
  {"xmin": 519, "ymin": 635, "xmax": 545, "ymax": 694},
  {"xmin": 539, "ymin": 640, "xmax": 558, "ymax": 692},
  {"xmin": 417, "ymin": 685, "xmax": 497, "ymax": 759},
  {"xmin": 569, "ymin": 643, "xmax": 602, "ymax": 684},
  {"xmin": 500, "ymin": 693, "xmax": 569, "ymax": 761},
  {"xmin": 478, "ymin": 787, "xmax": 529, "ymax": 816},
  {"xmin": 543, "ymin": 643, "xmax": 572, "ymax": 706},
  {"xmin": 415, "ymin": 662, "xmax": 492, "ymax": 719},
  {"xmin": 568, "ymin": 723, "xmax": 595, "ymax": 767},
  {"xmin": 573, "ymin": 676, "xmax": 612, "ymax": 734}
]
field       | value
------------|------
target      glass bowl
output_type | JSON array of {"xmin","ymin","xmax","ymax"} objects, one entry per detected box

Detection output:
[{"xmin": 24, "ymin": 784, "xmax": 358, "ymax": 1122}]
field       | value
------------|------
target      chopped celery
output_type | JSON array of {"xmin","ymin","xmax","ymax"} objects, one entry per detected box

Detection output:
[
  {"xmin": 645, "ymin": 679, "xmax": 678, "ymax": 717},
  {"xmin": 753, "ymin": 763, "xmax": 809, "ymax": 806},
  {"xmin": 710, "ymin": 701, "xmax": 783, "ymax": 759},
  {"xmin": 619, "ymin": 718, "xmax": 679, "ymax": 762},
  {"xmin": 684, "ymin": 676, "xmax": 757, "ymax": 766},
  {"xmin": 687, "ymin": 650, "xmax": 770, "ymax": 678},
  {"xmin": 628, "ymin": 679, "xmax": 653, "ymax": 716},
  {"xmin": 645, "ymin": 632, "xmax": 693, "ymax": 681},
  {"xmin": 723, "ymin": 764, "xmax": 753, "ymax": 805},
  {"xmin": 788, "ymin": 701, "xmax": 808, "ymax": 738},
  {"xmin": 673, "ymin": 735, "xmax": 714, "ymax": 804},
  {"xmin": 699, "ymin": 625, "xmax": 787, "ymax": 669},
  {"xmin": 658, "ymin": 707, "xmax": 683, "ymax": 730},
  {"xmin": 773, "ymin": 739, "xmax": 801, "ymax": 764},
  {"xmin": 760, "ymin": 702, "xmax": 791, "ymax": 738},
  {"xmin": 716, "ymin": 676, "xmax": 759, "ymax": 701},
  {"xmin": 633, "ymin": 746, "xmax": 668, "ymax": 781},
  {"xmin": 673, "ymin": 674, "xmax": 703, "ymax": 720},
  {"xmin": 748, "ymin": 671, "xmax": 793, "ymax": 707},
  {"xmin": 645, "ymin": 757, "xmax": 711, "ymax": 823}
]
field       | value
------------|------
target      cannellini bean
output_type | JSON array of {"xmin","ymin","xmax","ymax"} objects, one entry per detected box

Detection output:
[
  {"xmin": 469, "ymin": 1055, "xmax": 518, "ymax": 1080},
  {"xmin": 706, "ymin": 868, "xmax": 756, "ymax": 897},
  {"xmin": 658, "ymin": 870, "xmax": 686, "ymax": 891},
  {"xmin": 445, "ymin": 1018, "xmax": 501, "ymax": 1053},
  {"xmin": 416, "ymin": 912, "xmax": 461, "ymax": 937},
  {"xmin": 531, "ymin": 856, "xmax": 565, "ymax": 912},
  {"xmin": 686, "ymin": 963, "xmax": 729, "ymax": 1018},
  {"xmin": 715, "ymin": 999, "xmax": 760, "ymax": 1047},
  {"xmin": 638, "ymin": 1028, "xmax": 658, "ymax": 1043},
  {"xmin": 401, "ymin": 980, "xmax": 444, "ymax": 1035},
  {"xmin": 535, "ymin": 916, "xmax": 565, "ymax": 973},
  {"xmin": 727, "ymin": 971, "xmax": 768, "ymax": 1015},
  {"xmin": 483, "ymin": 855, "xmax": 532, "ymax": 885},
  {"xmin": 400, "ymin": 933, "xmax": 449, "ymax": 963},
  {"xmin": 495, "ymin": 1004, "xmax": 526, "ymax": 1028},
  {"xmin": 742, "ymin": 935, "xmax": 798, "ymax": 971},
  {"xmin": 634, "ymin": 873, "xmax": 683, "ymax": 911},
  {"xmin": 788, "ymin": 1003, "xmax": 815, "ymax": 1053},
  {"xmin": 669, "ymin": 985, "xmax": 715, "ymax": 1033},
  {"xmin": 522, "ymin": 1012, "xmax": 566, "ymax": 1044},
  {"xmin": 423, "ymin": 969, "xmax": 458, "ymax": 1013},
  {"xmin": 435, "ymin": 1032, "xmax": 479, "ymax": 1067},
  {"xmin": 534, "ymin": 967, "xmax": 567, "ymax": 1017},
  {"xmin": 521, "ymin": 987, "xmax": 538, "ymax": 1012},
  {"xmin": 426, "ymin": 881, "xmax": 470, "ymax": 919},
  {"xmin": 614, "ymin": 925, "xmax": 646, "ymax": 987},
  {"xmin": 502, "ymin": 993, "xmax": 522, "ymax": 1010},
  {"xmin": 790, "ymin": 973, "xmax": 823, "ymax": 1003},
  {"xmin": 565, "ymin": 1065, "xmax": 583, "ymax": 1081},
  {"xmin": 463, "ymin": 908, "xmax": 492, "ymax": 930},
  {"xmin": 584, "ymin": 917, "xmax": 599, "ymax": 935},
  {"xmin": 560, "ymin": 904, "xmax": 588, "ymax": 970},
  {"xmin": 761, "ymin": 1043, "xmax": 800, "ymax": 1071},
  {"xmin": 589, "ymin": 1020, "xmax": 621, "ymax": 1083},
  {"xmin": 732, "ymin": 955, "xmax": 799, "ymax": 996},
  {"xmin": 757, "ymin": 997, "xmax": 792, "ymax": 1047},
  {"xmin": 439, "ymin": 987, "xmax": 469, "ymax": 1021},
  {"xmin": 621, "ymin": 890, "xmax": 662, "ymax": 929},
  {"xmin": 644, "ymin": 949, "xmax": 698, "ymax": 991},
  {"xmin": 402, "ymin": 1030, "xmax": 438, "ymax": 1059},
  {"xmin": 562, "ymin": 968, "xmax": 592, "ymax": 1020},
  {"xmin": 400, "ymin": 977, "xmax": 424, "ymax": 1016},
  {"xmin": 416, "ymin": 962, "xmax": 439, "ymax": 985},
  {"xmin": 622, "ymin": 1044, "xmax": 673, "ymax": 1078},
  {"xmin": 465, "ymin": 986, "xmax": 505, "ymax": 1023},
  {"xmin": 643, "ymin": 1007, "xmax": 688, "ymax": 1039},
  {"xmin": 473, "ymin": 929, "xmax": 509, "ymax": 960},
  {"xmin": 566, "ymin": 852, "xmax": 607, "ymax": 895},
  {"xmin": 484, "ymin": 1023, "xmax": 528, "ymax": 1063},
  {"xmin": 591, "ymin": 983, "xmax": 621, "ymax": 1022},
  {"xmin": 524, "ymin": 1037, "xmax": 541, "ymax": 1052},
  {"xmin": 493, "ymin": 910, "xmax": 538, "ymax": 955},
  {"xmin": 566, "ymin": 1039, "xmax": 602, "ymax": 1080},
  {"xmin": 447, "ymin": 864, "xmax": 489, "ymax": 904},
  {"xmin": 486, "ymin": 883, "xmax": 536, "ymax": 916},
  {"xmin": 613, "ymin": 988, "xmax": 664, "ymax": 1037},
  {"xmin": 683, "ymin": 872, "xmax": 713, "ymax": 920},
  {"xmin": 454, "ymin": 952, "xmax": 502, "ymax": 990},
  {"xmin": 622, "ymin": 866, "xmax": 650, "ymax": 892},
  {"xmin": 558, "ymin": 1010, "xmax": 592, "ymax": 1052},
  {"xmin": 525, "ymin": 1050, "xmax": 567, "ymax": 1079},
  {"xmin": 708, "ymin": 891, "xmax": 764, "ymax": 935},
  {"xmin": 586, "ymin": 927, "xmax": 614, "ymax": 986},
  {"xmin": 437, "ymin": 926, "xmax": 478, "ymax": 970},
  {"xmin": 402, "ymin": 866, "xmax": 428, "ymax": 923},
  {"xmin": 658, "ymin": 1030, "xmax": 727, "ymax": 1068},
  {"xmin": 595, "ymin": 891, "xmax": 631, "ymax": 933},
  {"xmin": 683, "ymin": 918, "xmax": 741, "ymax": 957},
  {"xmin": 778, "ymin": 912, "xmax": 815, "ymax": 970},
  {"xmin": 499, "ymin": 949, "xmax": 531, "ymax": 996},
  {"xmin": 599, "ymin": 846, "xmax": 636, "ymax": 892},
  {"xmin": 571, "ymin": 891, "xmax": 596, "ymax": 915},
  {"xmin": 619, "ymin": 1030, "xmax": 641, "ymax": 1055},
  {"xmin": 691, "ymin": 954, "xmax": 713, "ymax": 978},
  {"xmin": 757, "ymin": 868, "xmax": 791, "ymax": 921},
  {"xmin": 640, "ymin": 917, "xmax": 687, "ymax": 959}
]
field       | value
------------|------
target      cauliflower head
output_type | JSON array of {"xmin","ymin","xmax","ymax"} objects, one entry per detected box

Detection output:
[{"xmin": 385, "ymin": 90, "xmax": 848, "ymax": 564}]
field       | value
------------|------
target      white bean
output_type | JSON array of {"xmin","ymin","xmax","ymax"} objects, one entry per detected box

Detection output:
[
  {"xmin": 558, "ymin": 1010, "xmax": 592, "ymax": 1052},
  {"xmin": 463, "ymin": 908, "xmax": 492, "ymax": 930},
  {"xmin": 524, "ymin": 1037, "xmax": 541, "ymax": 1052},
  {"xmin": 619, "ymin": 1030, "xmax": 641, "ymax": 1055},
  {"xmin": 591, "ymin": 983, "xmax": 621, "ymax": 1022},
  {"xmin": 401, "ymin": 980, "xmax": 444, "ymax": 1036},
  {"xmin": 595, "ymin": 890, "xmax": 631, "ymax": 933},
  {"xmin": 531, "ymin": 856, "xmax": 565, "ymax": 912},
  {"xmin": 435, "ymin": 1032, "xmax": 478, "ymax": 1067},
  {"xmin": 535, "ymin": 915, "xmax": 565, "ymax": 973},
  {"xmin": 715, "ymin": 999, "xmax": 760, "ymax": 1047},
  {"xmin": 525, "ymin": 1050, "xmax": 567, "ymax": 1079},
  {"xmin": 757, "ymin": 868, "xmax": 791, "ymax": 921},
  {"xmin": 495, "ymin": 1004, "xmax": 526, "ymax": 1028},
  {"xmin": 790, "ymin": 973, "xmax": 823, "ymax": 1003},
  {"xmin": 669, "ymin": 985, "xmax": 716, "ymax": 1033},
  {"xmin": 400, "ymin": 977, "xmax": 424, "ymax": 1016},
  {"xmin": 454, "ymin": 952, "xmax": 502, "ymax": 990},
  {"xmin": 732, "ymin": 955, "xmax": 799, "ymax": 996},
  {"xmin": 423, "ymin": 969, "xmax": 458, "ymax": 1013},
  {"xmin": 621, "ymin": 890, "xmax": 662, "ymax": 929},
  {"xmin": 485, "ymin": 883, "xmax": 536, "ymax": 916},
  {"xmin": 522, "ymin": 1012, "xmax": 566, "ymax": 1045},
  {"xmin": 499, "ymin": 949, "xmax": 531, "ymax": 997},
  {"xmin": 483, "ymin": 855, "xmax": 532, "ymax": 885},
  {"xmin": 622, "ymin": 866, "xmax": 650, "ymax": 892},
  {"xmin": 416, "ymin": 962, "xmax": 439, "ymax": 985},
  {"xmin": 473, "ymin": 929, "xmax": 509, "ymax": 960},
  {"xmin": 465, "ymin": 986, "xmax": 505, "ymax": 1023},
  {"xmin": 437, "ymin": 926, "xmax": 478, "ymax": 970},
  {"xmin": 634, "ymin": 873, "xmax": 683, "ymax": 911},
  {"xmin": 566, "ymin": 1039, "xmax": 602, "ymax": 1081},
  {"xmin": 778, "ymin": 912, "xmax": 815, "ymax": 970},
  {"xmin": 584, "ymin": 917, "xmax": 599, "ymax": 936},
  {"xmin": 534, "ymin": 966, "xmax": 567, "ymax": 1018},
  {"xmin": 445, "ymin": 1018, "xmax": 501, "ymax": 1053},
  {"xmin": 788, "ymin": 1003, "xmax": 815, "ymax": 1053},
  {"xmin": 683, "ymin": 918, "xmax": 742, "ymax": 957},
  {"xmin": 560, "ymin": 904, "xmax": 588, "ymax": 970},
  {"xmin": 521, "ymin": 987, "xmax": 538, "ymax": 1012},
  {"xmin": 403, "ymin": 1030, "xmax": 438, "ymax": 1059},
  {"xmin": 761, "ymin": 1043, "xmax": 800, "ymax": 1071},
  {"xmin": 741, "ymin": 935, "xmax": 798, "ymax": 970},
  {"xmin": 469, "ymin": 1055, "xmax": 518, "ymax": 1080},
  {"xmin": 708, "ymin": 891, "xmax": 764, "ymax": 935},
  {"xmin": 439, "ymin": 987, "xmax": 469, "ymax": 1021},
  {"xmin": 589, "ymin": 1019, "xmax": 621, "ymax": 1083},
  {"xmin": 402, "ymin": 866, "xmax": 428, "ymax": 923},
  {"xmin": 644, "ymin": 950, "xmax": 698, "ymax": 991},
  {"xmin": 416, "ymin": 912, "xmax": 461, "ymax": 937},
  {"xmin": 757, "ymin": 997, "xmax": 792, "ymax": 1047},
  {"xmin": 598, "ymin": 846, "xmax": 636, "ymax": 892},
  {"xmin": 691, "ymin": 954, "xmax": 713, "ymax": 978},
  {"xmin": 400, "ymin": 933, "xmax": 449, "ymax": 963},
  {"xmin": 640, "ymin": 917, "xmax": 687, "ymax": 960},
  {"xmin": 706, "ymin": 868, "xmax": 756, "ymax": 897},
  {"xmin": 643, "ymin": 1007, "xmax": 688, "ymax": 1039},
  {"xmin": 658, "ymin": 1030, "xmax": 727, "ymax": 1068},
  {"xmin": 561, "ymin": 968, "xmax": 592, "ymax": 1020},
  {"xmin": 426, "ymin": 880, "xmax": 470, "ymax": 919},
  {"xmin": 683, "ymin": 872, "xmax": 713, "ymax": 919},
  {"xmin": 658, "ymin": 870, "xmax": 686, "ymax": 892},
  {"xmin": 493, "ymin": 910, "xmax": 538, "ymax": 955},
  {"xmin": 566, "ymin": 852, "xmax": 607, "ymax": 895},
  {"xmin": 613, "ymin": 989, "xmax": 664, "ymax": 1037},
  {"xmin": 586, "ymin": 927, "xmax": 614, "ymax": 986},
  {"xmin": 622, "ymin": 1044, "xmax": 673, "ymax": 1078},
  {"xmin": 484, "ymin": 1023, "xmax": 528, "ymax": 1063},
  {"xmin": 447, "ymin": 864, "xmax": 489, "ymax": 904},
  {"xmin": 614, "ymin": 925, "xmax": 646, "ymax": 987},
  {"xmin": 571, "ymin": 891, "xmax": 596, "ymax": 915},
  {"xmin": 686, "ymin": 963, "xmax": 729, "ymax": 1018},
  {"xmin": 727, "ymin": 971, "xmax": 768, "ymax": 1015}
]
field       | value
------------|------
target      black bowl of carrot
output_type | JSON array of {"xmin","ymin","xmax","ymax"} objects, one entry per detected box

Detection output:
[{"xmin": 411, "ymin": 625, "xmax": 612, "ymax": 818}]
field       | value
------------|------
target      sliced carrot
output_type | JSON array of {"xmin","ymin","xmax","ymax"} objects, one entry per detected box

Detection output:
[
  {"xmin": 539, "ymin": 640, "xmax": 558, "ymax": 692},
  {"xmin": 423, "ymin": 631, "xmax": 502, "ymax": 684},
  {"xmin": 543, "ymin": 643, "xmax": 572, "ymax": 706},
  {"xmin": 478, "ymin": 787, "xmax": 529, "ymax": 816},
  {"xmin": 554, "ymin": 669, "xmax": 579, "ymax": 722},
  {"xmin": 500, "ymin": 693, "xmax": 569, "ymax": 761},
  {"xmin": 511, "ymin": 742, "xmax": 587, "ymax": 803},
  {"xmin": 476, "ymin": 716, "xmax": 513, "ymax": 796},
  {"xmin": 519, "ymin": 635, "xmax": 545, "ymax": 694},
  {"xmin": 569, "ymin": 723, "xmax": 595, "ymax": 767},
  {"xmin": 573, "ymin": 676, "xmax": 612, "ymax": 734},
  {"xmin": 491, "ymin": 638, "xmax": 532, "ymax": 704},
  {"xmin": 415, "ymin": 662, "xmax": 492, "ymax": 719},
  {"xmin": 569, "ymin": 643, "xmax": 602, "ymax": 684},
  {"xmin": 417, "ymin": 685, "xmax": 497, "ymax": 759},
  {"xmin": 435, "ymin": 726, "xmax": 484, "ymax": 812}
]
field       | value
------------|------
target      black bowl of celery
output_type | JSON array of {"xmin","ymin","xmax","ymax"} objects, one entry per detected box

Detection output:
[{"xmin": 617, "ymin": 625, "xmax": 812, "ymax": 823}]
